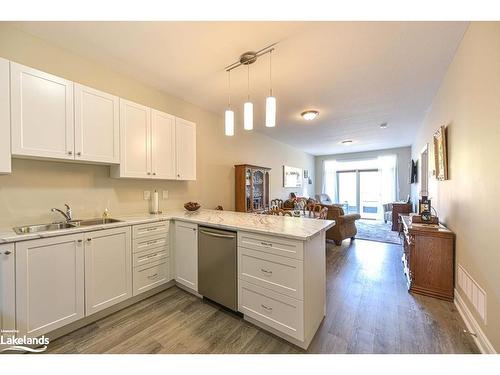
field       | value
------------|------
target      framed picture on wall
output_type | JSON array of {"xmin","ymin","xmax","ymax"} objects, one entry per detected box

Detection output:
[
  {"xmin": 283, "ymin": 165, "xmax": 303, "ymax": 188},
  {"xmin": 433, "ymin": 125, "xmax": 449, "ymax": 181}
]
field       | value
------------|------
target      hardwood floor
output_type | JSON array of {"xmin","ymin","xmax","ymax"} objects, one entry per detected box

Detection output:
[{"xmin": 45, "ymin": 239, "xmax": 479, "ymax": 354}]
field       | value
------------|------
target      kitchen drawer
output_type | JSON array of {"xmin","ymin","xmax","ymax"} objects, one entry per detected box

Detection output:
[
  {"xmin": 239, "ymin": 247, "xmax": 303, "ymax": 299},
  {"xmin": 239, "ymin": 280, "xmax": 304, "ymax": 341},
  {"xmin": 133, "ymin": 259, "xmax": 170, "ymax": 296},
  {"xmin": 132, "ymin": 221, "xmax": 168, "ymax": 239},
  {"xmin": 238, "ymin": 231, "xmax": 303, "ymax": 260},
  {"xmin": 133, "ymin": 246, "xmax": 169, "ymax": 267},
  {"xmin": 133, "ymin": 233, "xmax": 168, "ymax": 254}
]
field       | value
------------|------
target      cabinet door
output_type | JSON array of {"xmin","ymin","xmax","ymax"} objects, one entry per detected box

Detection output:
[
  {"xmin": 10, "ymin": 62, "xmax": 74, "ymax": 160},
  {"xmin": 118, "ymin": 99, "xmax": 151, "ymax": 178},
  {"xmin": 15, "ymin": 234, "xmax": 84, "ymax": 337},
  {"xmin": 0, "ymin": 58, "xmax": 10, "ymax": 174},
  {"xmin": 84, "ymin": 227, "xmax": 132, "ymax": 315},
  {"xmin": 174, "ymin": 221, "xmax": 198, "ymax": 292},
  {"xmin": 151, "ymin": 109, "xmax": 176, "ymax": 179},
  {"xmin": 175, "ymin": 117, "xmax": 196, "ymax": 180},
  {"xmin": 74, "ymin": 83, "xmax": 119, "ymax": 163},
  {"xmin": 0, "ymin": 244, "xmax": 15, "ymax": 331}
]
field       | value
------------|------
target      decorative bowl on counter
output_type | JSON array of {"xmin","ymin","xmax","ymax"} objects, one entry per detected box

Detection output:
[{"xmin": 184, "ymin": 202, "xmax": 201, "ymax": 211}]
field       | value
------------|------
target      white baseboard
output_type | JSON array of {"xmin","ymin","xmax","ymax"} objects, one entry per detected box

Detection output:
[{"xmin": 454, "ymin": 288, "xmax": 496, "ymax": 354}]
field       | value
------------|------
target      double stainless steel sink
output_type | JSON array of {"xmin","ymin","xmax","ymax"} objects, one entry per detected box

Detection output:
[{"xmin": 13, "ymin": 218, "xmax": 122, "ymax": 235}]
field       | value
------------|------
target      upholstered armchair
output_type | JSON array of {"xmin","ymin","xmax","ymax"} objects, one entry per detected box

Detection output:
[
  {"xmin": 315, "ymin": 193, "xmax": 333, "ymax": 205},
  {"xmin": 322, "ymin": 204, "xmax": 361, "ymax": 245}
]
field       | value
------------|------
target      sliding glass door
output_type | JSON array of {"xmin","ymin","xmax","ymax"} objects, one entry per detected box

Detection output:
[
  {"xmin": 337, "ymin": 169, "xmax": 382, "ymax": 219},
  {"xmin": 337, "ymin": 171, "xmax": 357, "ymax": 214}
]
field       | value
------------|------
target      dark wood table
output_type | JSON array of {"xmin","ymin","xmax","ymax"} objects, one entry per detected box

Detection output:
[{"xmin": 391, "ymin": 202, "xmax": 412, "ymax": 231}]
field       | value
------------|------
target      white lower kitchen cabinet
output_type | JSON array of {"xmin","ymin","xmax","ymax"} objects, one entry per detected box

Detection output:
[
  {"xmin": 174, "ymin": 221, "xmax": 198, "ymax": 292},
  {"xmin": 0, "ymin": 57, "xmax": 10, "ymax": 174},
  {"xmin": 237, "ymin": 230, "xmax": 326, "ymax": 349},
  {"xmin": 0, "ymin": 244, "xmax": 15, "ymax": 332},
  {"xmin": 132, "ymin": 221, "xmax": 171, "ymax": 296},
  {"xmin": 84, "ymin": 227, "xmax": 132, "ymax": 315},
  {"xmin": 15, "ymin": 234, "xmax": 85, "ymax": 337}
]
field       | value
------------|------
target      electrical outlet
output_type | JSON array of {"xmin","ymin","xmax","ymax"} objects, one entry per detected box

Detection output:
[
  {"xmin": 162, "ymin": 190, "xmax": 169, "ymax": 200},
  {"xmin": 143, "ymin": 190, "xmax": 151, "ymax": 200}
]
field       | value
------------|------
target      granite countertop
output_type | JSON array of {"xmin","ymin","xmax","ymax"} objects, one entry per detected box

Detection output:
[{"xmin": 0, "ymin": 209, "xmax": 335, "ymax": 244}]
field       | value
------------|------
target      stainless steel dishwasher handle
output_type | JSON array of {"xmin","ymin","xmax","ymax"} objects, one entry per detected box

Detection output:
[{"xmin": 200, "ymin": 230, "xmax": 235, "ymax": 239}]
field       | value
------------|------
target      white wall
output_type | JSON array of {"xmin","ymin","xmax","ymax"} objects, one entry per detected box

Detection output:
[
  {"xmin": 411, "ymin": 22, "xmax": 500, "ymax": 352},
  {"xmin": 315, "ymin": 146, "xmax": 412, "ymax": 201}
]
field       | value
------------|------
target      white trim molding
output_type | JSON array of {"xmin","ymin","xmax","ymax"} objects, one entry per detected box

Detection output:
[{"xmin": 454, "ymin": 289, "xmax": 496, "ymax": 354}]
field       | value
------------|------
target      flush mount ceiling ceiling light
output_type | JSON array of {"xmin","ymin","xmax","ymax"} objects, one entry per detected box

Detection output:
[
  {"xmin": 224, "ymin": 43, "xmax": 277, "ymax": 135},
  {"xmin": 301, "ymin": 110, "xmax": 319, "ymax": 121},
  {"xmin": 340, "ymin": 140, "xmax": 354, "ymax": 145},
  {"xmin": 380, "ymin": 122, "xmax": 388, "ymax": 129}
]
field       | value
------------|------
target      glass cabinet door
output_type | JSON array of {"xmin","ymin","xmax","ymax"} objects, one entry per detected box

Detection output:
[{"xmin": 252, "ymin": 170, "xmax": 264, "ymax": 211}]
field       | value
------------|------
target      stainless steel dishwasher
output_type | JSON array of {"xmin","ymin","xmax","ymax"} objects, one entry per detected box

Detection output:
[{"xmin": 198, "ymin": 226, "xmax": 237, "ymax": 311}]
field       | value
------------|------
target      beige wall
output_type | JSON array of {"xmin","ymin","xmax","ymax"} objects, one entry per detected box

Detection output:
[
  {"xmin": 0, "ymin": 24, "xmax": 314, "ymax": 227},
  {"xmin": 411, "ymin": 22, "xmax": 500, "ymax": 352},
  {"xmin": 315, "ymin": 146, "xmax": 412, "ymax": 201}
]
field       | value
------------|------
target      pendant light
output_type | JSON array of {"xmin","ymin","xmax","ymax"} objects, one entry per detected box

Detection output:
[
  {"xmin": 265, "ymin": 50, "xmax": 276, "ymax": 128},
  {"xmin": 244, "ymin": 63, "xmax": 253, "ymax": 130},
  {"xmin": 224, "ymin": 70, "xmax": 234, "ymax": 136}
]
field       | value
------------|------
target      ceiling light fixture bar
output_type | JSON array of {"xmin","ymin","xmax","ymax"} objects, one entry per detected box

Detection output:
[{"xmin": 225, "ymin": 43, "xmax": 277, "ymax": 72}]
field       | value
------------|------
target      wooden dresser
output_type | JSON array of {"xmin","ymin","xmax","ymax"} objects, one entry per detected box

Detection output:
[{"xmin": 401, "ymin": 215, "xmax": 455, "ymax": 301}]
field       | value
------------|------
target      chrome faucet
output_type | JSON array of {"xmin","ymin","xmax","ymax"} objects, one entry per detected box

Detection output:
[{"xmin": 51, "ymin": 204, "xmax": 73, "ymax": 222}]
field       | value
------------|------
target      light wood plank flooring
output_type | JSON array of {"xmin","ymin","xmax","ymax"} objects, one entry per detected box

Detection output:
[{"xmin": 45, "ymin": 239, "xmax": 479, "ymax": 354}]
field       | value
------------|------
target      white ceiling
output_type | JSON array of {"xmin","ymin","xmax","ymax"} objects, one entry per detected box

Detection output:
[{"xmin": 10, "ymin": 21, "xmax": 468, "ymax": 155}]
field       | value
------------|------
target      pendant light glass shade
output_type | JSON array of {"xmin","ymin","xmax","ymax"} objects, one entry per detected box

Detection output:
[
  {"xmin": 244, "ymin": 102, "xmax": 253, "ymax": 130},
  {"xmin": 225, "ymin": 109, "xmax": 234, "ymax": 136},
  {"xmin": 265, "ymin": 96, "xmax": 276, "ymax": 127}
]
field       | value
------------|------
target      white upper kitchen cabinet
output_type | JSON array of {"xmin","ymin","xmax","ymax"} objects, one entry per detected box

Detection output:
[
  {"xmin": 175, "ymin": 117, "xmax": 197, "ymax": 180},
  {"xmin": 111, "ymin": 99, "xmax": 151, "ymax": 178},
  {"xmin": 151, "ymin": 109, "xmax": 176, "ymax": 179},
  {"xmin": 0, "ymin": 244, "xmax": 15, "ymax": 332},
  {"xmin": 84, "ymin": 227, "xmax": 132, "ymax": 316},
  {"xmin": 74, "ymin": 83, "xmax": 120, "ymax": 164},
  {"xmin": 16, "ymin": 234, "xmax": 85, "ymax": 337},
  {"xmin": 174, "ymin": 221, "xmax": 198, "ymax": 292},
  {"xmin": 0, "ymin": 58, "xmax": 10, "ymax": 174},
  {"xmin": 10, "ymin": 62, "xmax": 75, "ymax": 160}
]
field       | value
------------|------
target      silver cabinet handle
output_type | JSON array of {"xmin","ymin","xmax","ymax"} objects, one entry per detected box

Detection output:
[
  {"xmin": 261, "ymin": 304, "xmax": 272, "ymax": 311},
  {"xmin": 4, "ymin": 250, "xmax": 12, "ymax": 255},
  {"xmin": 200, "ymin": 229, "xmax": 234, "ymax": 239},
  {"xmin": 146, "ymin": 227, "xmax": 159, "ymax": 232},
  {"xmin": 260, "ymin": 268, "xmax": 272, "ymax": 275},
  {"xmin": 146, "ymin": 240, "xmax": 158, "ymax": 245},
  {"xmin": 260, "ymin": 241, "xmax": 273, "ymax": 247},
  {"xmin": 148, "ymin": 273, "xmax": 159, "ymax": 279}
]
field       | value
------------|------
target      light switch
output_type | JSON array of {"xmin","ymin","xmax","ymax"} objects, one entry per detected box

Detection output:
[
  {"xmin": 162, "ymin": 190, "xmax": 169, "ymax": 200},
  {"xmin": 143, "ymin": 191, "xmax": 151, "ymax": 200}
]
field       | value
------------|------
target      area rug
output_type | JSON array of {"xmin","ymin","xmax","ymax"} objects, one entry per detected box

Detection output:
[{"xmin": 355, "ymin": 219, "xmax": 401, "ymax": 244}]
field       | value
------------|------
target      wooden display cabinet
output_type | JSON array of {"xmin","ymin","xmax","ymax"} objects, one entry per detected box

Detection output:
[{"xmin": 235, "ymin": 164, "xmax": 270, "ymax": 212}]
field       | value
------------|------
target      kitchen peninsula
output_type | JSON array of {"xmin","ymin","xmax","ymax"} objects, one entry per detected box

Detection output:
[{"xmin": 0, "ymin": 209, "xmax": 335, "ymax": 350}]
